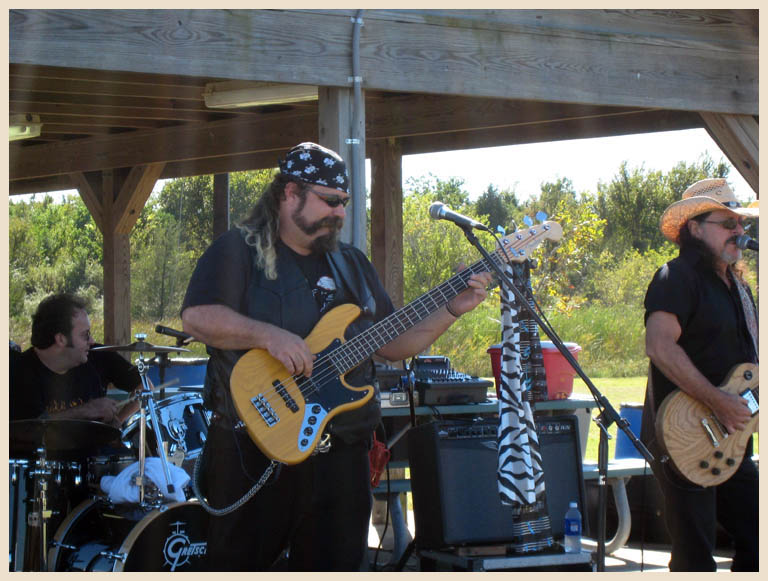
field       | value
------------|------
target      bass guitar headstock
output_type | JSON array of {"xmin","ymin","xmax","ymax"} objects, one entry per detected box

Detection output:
[{"xmin": 494, "ymin": 216, "xmax": 562, "ymax": 264}]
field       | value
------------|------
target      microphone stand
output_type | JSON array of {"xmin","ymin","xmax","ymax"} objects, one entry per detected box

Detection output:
[{"xmin": 457, "ymin": 223, "xmax": 654, "ymax": 572}]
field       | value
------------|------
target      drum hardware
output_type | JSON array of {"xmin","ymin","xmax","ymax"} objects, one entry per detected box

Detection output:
[
  {"xmin": 93, "ymin": 334, "xmax": 189, "ymax": 507},
  {"xmin": 9, "ymin": 420, "xmax": 119, "ymax": 572}
]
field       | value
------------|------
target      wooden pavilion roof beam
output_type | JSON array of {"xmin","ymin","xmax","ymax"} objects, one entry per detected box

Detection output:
[
  {"xmin": 700, "ymin": 113, "xmax": 758, "ymax": 194},
  {"xmin": 10, "ymin": 9, "xmax": 757, "ymax": 116},
  {"xmin": 10, "ymin": 94, "xmax": 703, "ymax": 184}
]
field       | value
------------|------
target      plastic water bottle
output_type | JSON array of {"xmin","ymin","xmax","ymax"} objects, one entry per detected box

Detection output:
[{"xmin": 563, "ymin": 501, "xmax": 582, "ymax": 553}]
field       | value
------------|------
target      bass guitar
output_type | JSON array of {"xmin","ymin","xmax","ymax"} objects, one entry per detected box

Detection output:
[
  {"xmin": 230, "ymin": 221, "xmax": 562, "ymax": 464},
  {"xmin": 655, "ymin": 362, "xmax": 759, "ymax": 487}
]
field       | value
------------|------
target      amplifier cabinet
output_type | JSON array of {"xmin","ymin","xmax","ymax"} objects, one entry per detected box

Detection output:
[{"xmin": 408, "ymin": 416, "xmax": 586, "ymax": 549}]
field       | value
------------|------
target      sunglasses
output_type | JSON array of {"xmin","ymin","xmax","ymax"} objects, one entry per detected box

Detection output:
[
  {"xmin": 701, "ymin": 217, "xmax": 749, "ymax": 231},
  {"xmin": 308, "ymin": 188, "xmax": 351, "ymax": 208}
]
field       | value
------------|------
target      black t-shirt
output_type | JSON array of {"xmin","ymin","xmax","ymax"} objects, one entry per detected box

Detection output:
[
  {"xmin": 9, "ymin": 346, "xmax": 140, "ymax": 420},
  {"xmin": 644, "ymin": 246, "xmax": 758, "ymax": 410}
]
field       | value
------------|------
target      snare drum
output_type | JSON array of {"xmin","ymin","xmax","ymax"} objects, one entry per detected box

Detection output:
[
  {"xmin": 48, "ymin": 499, "xmax": 209, "ymax": 571},
  {"xmin": 122, "ymin": 393, "xmax": 210, "ymax": 469}
]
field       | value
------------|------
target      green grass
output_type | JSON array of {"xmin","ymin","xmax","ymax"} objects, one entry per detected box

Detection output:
[{"xmin": 571, "ymin": 376, "xmax": 646, "ymax": 462}]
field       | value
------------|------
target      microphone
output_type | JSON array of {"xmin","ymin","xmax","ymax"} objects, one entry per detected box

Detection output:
[
  {"xmin": 429, "ymin": 202, "xmax": 490, "ymax": 232},
  {"xmin": 155, "ymin": 324, "xmax": 194, "ymax": 344},
  {"xmin": 736, "ymin": 235, "xmax": 758, "ymax": 252}
]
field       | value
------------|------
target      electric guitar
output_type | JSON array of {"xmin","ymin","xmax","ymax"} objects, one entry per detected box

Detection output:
[
  {"xmin": 230, "ymin": 221, "xmax": 562, "ymax": 464},
  {"xmin": 655, "ymin": 362, "xmax": 759, "ymax": 487}
]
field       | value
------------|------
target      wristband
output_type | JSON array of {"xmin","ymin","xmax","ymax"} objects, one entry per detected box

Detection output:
[{"xmin": 446, "ymin": 302, "xmax": 461, "ymax": 318}]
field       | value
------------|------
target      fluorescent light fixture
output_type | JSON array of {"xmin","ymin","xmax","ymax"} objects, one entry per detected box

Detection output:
[
  {"xmin": 203, "ymin": 81, "xmax": 318, "ymax": 109},
  {"xmin": 10, "ymin": 113, "xmax": 42, "ymax": 141}
]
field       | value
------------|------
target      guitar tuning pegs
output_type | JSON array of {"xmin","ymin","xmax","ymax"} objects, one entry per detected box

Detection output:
[
  {"xmin": 523, "ymin": 215, "xmax": 533, "ymax": 227},
  {"xmin": 496, "ymin": 225, "xmax": 506, "ymax": 236},
  {"xmin": 535, "ymin": 211, "xmax": 548, "ymax": 223}
]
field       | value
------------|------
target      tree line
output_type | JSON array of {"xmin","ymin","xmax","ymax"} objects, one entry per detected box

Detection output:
[{"xmin": 9, "ymin": 155, "xmax": 757, "ymax": 376}]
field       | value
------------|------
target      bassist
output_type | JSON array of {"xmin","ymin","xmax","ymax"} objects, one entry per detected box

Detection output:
[
  {"xmin": 642, "ymin": 178, "xmax": 758, "ymax": 571},
  {"xmin": 181, "ymin": 142, "xmax": 491, "ymax": 571}
]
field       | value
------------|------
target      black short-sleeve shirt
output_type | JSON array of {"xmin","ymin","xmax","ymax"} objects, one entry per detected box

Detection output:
[{"xmin": 644, "ymin": 246, "xmax": 757, "ymax": 409}]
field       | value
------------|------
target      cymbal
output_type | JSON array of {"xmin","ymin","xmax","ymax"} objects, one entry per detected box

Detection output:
[
  {"xmin": 91, "ymin": 341, "xmax": 189, "ymax": 354},
  {"xmin": 10, "ymin": 419, "xmax": 123, "ymax": 458}
]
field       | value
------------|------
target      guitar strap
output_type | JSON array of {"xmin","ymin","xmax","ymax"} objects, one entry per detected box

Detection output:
[{"xmin": 730, "ymin": 269, "xmax": 759, "ymax": 360}]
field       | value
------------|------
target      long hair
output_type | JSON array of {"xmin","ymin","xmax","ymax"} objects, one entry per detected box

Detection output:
[
  {"xmin": 679, "ymin": 212, "xmax": 746, "ymax": 280},
  {"xmin": 237, "ymin": 174, "xmax": 307, "ymax": 280},
  {"xmin": 31, "ymin": 293, "xmax": 88, "ymax": 349}
]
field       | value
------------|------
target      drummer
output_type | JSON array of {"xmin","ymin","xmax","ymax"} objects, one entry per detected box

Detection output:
[{"xmin": 10, "ymin": 293, "xmax": 141, "ymax": 427}]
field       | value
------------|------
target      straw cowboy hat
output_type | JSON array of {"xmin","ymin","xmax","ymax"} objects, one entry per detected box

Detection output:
[{"xmin": 660, "ymin": 178, "xmax": 759, "ymax": 244}]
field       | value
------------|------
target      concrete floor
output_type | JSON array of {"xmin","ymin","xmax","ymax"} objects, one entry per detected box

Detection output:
[{"xmin": 368, "ymin": 510, "xmax": 735, "ymax": 572}]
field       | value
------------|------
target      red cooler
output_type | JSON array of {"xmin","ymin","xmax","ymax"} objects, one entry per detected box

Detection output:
[{"xmin": 487, "ymin": 340, "xmax": 581, "ymax": 400}]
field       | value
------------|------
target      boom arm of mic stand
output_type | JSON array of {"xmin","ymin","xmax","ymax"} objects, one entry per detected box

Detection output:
[
  {"xmin": 458, "ymin": 226, "xmax": 653, "ymax": 462},
  {"xmin": 458, "ymin": 225, "xmax": 653, "ymax": 570}
]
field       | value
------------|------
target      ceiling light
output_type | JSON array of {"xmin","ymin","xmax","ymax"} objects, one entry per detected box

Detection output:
[
  {"xmin": 203, "ymin": 81, "xmax": 318, "ymax": 109},
  {"xmin": 10, "ymin": 113, "xmax": 42, "ymax": 141}
]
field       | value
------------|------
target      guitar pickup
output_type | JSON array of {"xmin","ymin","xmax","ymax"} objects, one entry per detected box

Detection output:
[
  {"xmin": 740, "ymin": 388, "xmax": 759, "ymax": 416},
  {"xmin": 274, "ymin": 380, "xmax": 299, "ymax": 413},
  {"xmin": 251, "ymin": 394, "xmax": 279, "ymax": 427}
]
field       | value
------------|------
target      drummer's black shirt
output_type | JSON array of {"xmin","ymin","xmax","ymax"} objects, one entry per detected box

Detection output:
[{"xmin": 9, "ymin": 346, "xmax": 140, "ymax": 420}]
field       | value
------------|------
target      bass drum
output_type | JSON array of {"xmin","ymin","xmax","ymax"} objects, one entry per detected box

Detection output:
[{"xmin": 48, "ymin": 499, "xmax": 209, "ymax": 571}]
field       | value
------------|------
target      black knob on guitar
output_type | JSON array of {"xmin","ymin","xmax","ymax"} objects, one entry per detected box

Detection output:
[
  {"xmin": 699, "ymin": 460, "xmax": 709, "ymax": 469},
  {"xmin": 711, "ymin": 468, "xmax": 721, "ymax": 475},
  {"xmin": 726, "ymin": 458, "xmax": 736, "ymax": 466},
  {"xmin": 714, "ymin": 451, "xmax": 724, "ymax": 459}
]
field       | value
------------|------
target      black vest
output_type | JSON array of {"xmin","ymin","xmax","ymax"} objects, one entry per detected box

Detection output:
[{"xmin": 204, "ymin": 235, "xmax": 381, "ymax": 444}]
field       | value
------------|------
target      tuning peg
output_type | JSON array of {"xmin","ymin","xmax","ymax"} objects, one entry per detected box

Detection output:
[
  {"xmin": 523, "ymin": 215, "xmax": 533, "ymax": 227},
  {"xmin": 496, "ymin": 225, "xmax": 506, "ymax": 236},
  {"xmin": 535, "ymin": 211, "xmax": 548, "ymax": 223}
]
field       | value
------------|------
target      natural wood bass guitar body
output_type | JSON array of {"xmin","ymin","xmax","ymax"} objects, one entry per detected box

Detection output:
[{"xmin": 655, "ymin": 362, "xmax": 759, "ymax": 487}]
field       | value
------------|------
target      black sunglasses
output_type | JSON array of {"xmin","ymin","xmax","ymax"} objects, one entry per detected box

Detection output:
[
  {"xmin": 308, "ymin": 188, "xmax": 351, "ymax": 208},
  {"xmin": 701, "ymin": 217, "xmax": 748, "ymax": 231}
]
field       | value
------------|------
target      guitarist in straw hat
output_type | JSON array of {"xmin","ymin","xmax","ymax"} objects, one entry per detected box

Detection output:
[
  {"xmin": 181, "ymin": 142, "xmax": 491, "ymax": 571},
  {"xmin": 641, "ymin": 178, "xmax": 758, "ymax": 571}
]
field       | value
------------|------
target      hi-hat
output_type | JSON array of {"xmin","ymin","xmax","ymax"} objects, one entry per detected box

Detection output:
[
  {"xmin": 91, "ymin": 341, "xmax": 189, "ymax": 354},
  {"xmin": 10, "ymin": 419, "xmax": 123, "ymax": 458}
]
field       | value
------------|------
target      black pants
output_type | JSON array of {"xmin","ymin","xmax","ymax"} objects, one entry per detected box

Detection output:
[
  {"xmin": 653, "ymin": 450, "xmax": 758, "ymax": 571},
  {"xmin": 200, "ymin": 423, "xmax": 372, "ymax": 571}
]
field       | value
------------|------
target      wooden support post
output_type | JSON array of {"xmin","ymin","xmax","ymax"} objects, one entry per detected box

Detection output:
[
  {"xmin": 369, "ymin": 138, "xmax": 404, "ymax": 308},
  {"xmin": 72, "ymin": 163, "xmax": 164, "ymax": 346},
  {"xmin": 318, "ymin": 86, "xmax": 366, "ymax": 251},
  {"xmin": 213, "ymin": 173, "xmax": 230, "ymax": 239}
]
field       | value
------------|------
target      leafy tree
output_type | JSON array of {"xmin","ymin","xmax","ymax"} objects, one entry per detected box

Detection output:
[
  {"xmin": 401, "ymin": 190, "xmax": 492, "ymax": 302},
  {"xmin": 474, "ymin": 184, "xmax": 521, "ymax": 232},
  {"xmin": 153, "ymin": 169, "xmax": 275, "ymax": 257},
  {"xmin": 131, "ymin": 206, "xmax": 196, "ymax": 321},
  {"xmin": 522, "ymin": 177, "xmax": 578, "ymax": 220},
  {"xmin": 529, "ymin": 194, "xmax": 606, "ymax": 312},
  {"xmin": 404, "ymin": 173, "xmax": 470, "ymax": 210},
  {"xmin": 595, "ymin": 155, "xmax": 731, "ymax": 256}
]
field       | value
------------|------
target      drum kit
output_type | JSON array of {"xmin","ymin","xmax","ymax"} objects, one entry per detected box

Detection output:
[{"xmin": 9, "ymin": 334, "xmax": 211, "ymax": 572}]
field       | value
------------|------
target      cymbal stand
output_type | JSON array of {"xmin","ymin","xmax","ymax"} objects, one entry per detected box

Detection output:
[
  {"xmin": 133, "ymin": 333, "xmax": 175, "ymax": 506},
  {"xmin": 27, "ymin": 446, "xmax": 52, "ymax": 572}
]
